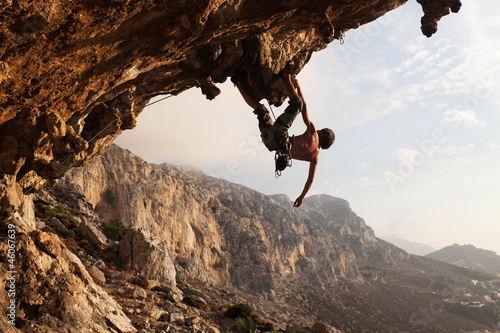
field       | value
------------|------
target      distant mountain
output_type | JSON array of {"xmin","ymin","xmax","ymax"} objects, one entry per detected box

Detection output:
[
  {"xmin": 381, "ymin": 236, "xmax": 437, "ymax": 256},
  {"xmin": 426, "ymin": 244, "xmax": 500, "ymax": 275}
]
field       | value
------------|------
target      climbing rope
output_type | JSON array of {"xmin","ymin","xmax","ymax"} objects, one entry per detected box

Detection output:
[
  {"xmin": 144, "ymin": 94, "xmax": 173, "ymax": 107},
  {"xmin": 83, "ymin": 94, "xmax": 173, "ymax": 147},
  {"xmin": 1, "ymin": 308, "xmax": 19, "ymax": 332},
  {"xmin": 268, "ymin": 103, "xmax": 277, "ymax": 122},
  {"xmin": 22, "ymin": 94, "xmax": 174, "ymax": 195}
]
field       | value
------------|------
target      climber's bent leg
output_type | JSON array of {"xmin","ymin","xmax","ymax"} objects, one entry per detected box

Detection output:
[
  {"xmin": 274, "ymin": 97, "xmax": 303, "ymax": 133},
  {"xmin": 253, "ymin": 104, "xmax": 279, "ymax": 151}
]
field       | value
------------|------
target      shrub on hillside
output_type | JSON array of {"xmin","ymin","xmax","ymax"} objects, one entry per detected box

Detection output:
[
  {"xmin": 225, "ymin": 303, "xmax": 254, "ymax": 319},
  {"xmin": 102, "ymin": 217, "xmax": 132, "ymax": 241},
  {"xmin": 35, "ymin": 201, "xmax": 80, "ymax": 229},
  {"xmin": 225, "ymin": 303, "xmax": 275, "ymax": 333},
  {"xmin": 233, "ymin": 317, "xmax": 253, "ymax": 333}
]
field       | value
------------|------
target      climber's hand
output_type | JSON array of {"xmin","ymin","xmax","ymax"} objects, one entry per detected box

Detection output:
[{"xmin": 293, "ymin": 196, "xmax": 303, "ymax": 208}]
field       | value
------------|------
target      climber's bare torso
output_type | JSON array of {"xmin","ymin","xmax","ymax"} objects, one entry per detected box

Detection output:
[{"xmin": 290, "ymin": 123, "xmax": 320, "ymax": 163}]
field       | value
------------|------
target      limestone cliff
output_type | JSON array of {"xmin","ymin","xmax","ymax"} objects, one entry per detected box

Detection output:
[
  {"xmin": 0, "ymin": 0, "xmax": 461, "ymax": 216},
  {"xmin": 58, "ymin": 145, "xmax": 407, "ymax": 298}
]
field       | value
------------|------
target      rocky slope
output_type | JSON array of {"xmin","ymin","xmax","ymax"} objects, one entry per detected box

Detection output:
[
  {"xmin": 0, "ymin": 193, "xmax": 136, "ymax": 332},
  {"xmin": 1, "ymin": 144, "xmax": 496, "ymax": 332},
  {"xmin": 0, "ymin": 0, "xmax": 462, "ymax": 215}
]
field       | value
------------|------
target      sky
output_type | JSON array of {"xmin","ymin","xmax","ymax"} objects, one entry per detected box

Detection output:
[{"xmin": 115, "ymin": 1, "xmax": 500, "ymax": 255}]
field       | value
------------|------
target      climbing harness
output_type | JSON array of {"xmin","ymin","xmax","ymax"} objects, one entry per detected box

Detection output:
[{"xmin": 275, "ymin": 150, "xmax": 292, "ymax": 178}]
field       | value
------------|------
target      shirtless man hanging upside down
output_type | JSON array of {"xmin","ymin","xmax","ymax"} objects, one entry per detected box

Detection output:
[{"xmin": 233, "ymin": 72, "xmax": 335, "ymax": 207}]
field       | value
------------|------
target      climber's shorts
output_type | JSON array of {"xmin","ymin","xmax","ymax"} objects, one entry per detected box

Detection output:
[{"xmin": 253, "ymin": 97, "xmax": 303, "ymax": 152}]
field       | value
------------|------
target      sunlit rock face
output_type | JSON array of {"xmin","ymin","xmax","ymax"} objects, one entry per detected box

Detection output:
[
  {"xmin": 0, "ymin": 0, "xmax": 460, "ymax": 215},
  {"xmin": 58, "ymin": 144, "xmax": 409, "ymax": 298}
]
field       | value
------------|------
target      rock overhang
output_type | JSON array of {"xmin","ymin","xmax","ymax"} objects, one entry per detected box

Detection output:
[{"xmin": 0, "ymin": 0, "xmax": 461, "ymax": 216}]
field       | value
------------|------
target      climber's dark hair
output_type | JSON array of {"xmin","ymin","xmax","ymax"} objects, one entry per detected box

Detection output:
[{"xmin": 319, "ymin": 128, "xmax": 335, "ymax": 149}]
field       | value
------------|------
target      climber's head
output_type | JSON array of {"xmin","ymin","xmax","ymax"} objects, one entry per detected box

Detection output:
[{"xmin": 318, "ymin": 128, "xmax": 335, "ymax": 149}]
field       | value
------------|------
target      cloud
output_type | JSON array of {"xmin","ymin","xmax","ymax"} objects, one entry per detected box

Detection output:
[
  {"xmin": 401, "ymin": 49, "xmax": 431, "ymax": 69},
  {"xmin": 486, "ymin": 142, "xmax": 497, "ymax": 151},
  {"xmin": 386, "ymin": 215, "xmax": 410, "ymax": 234},
  {"xmin": 396, "ymin": 148, "xmax": 425, "ymax": 162},
  {"xmin": 443, "ymin": 109, "xmax": 487, "ymax": 127},
  {"xmin": 439, "ymin": 143, "xmax": 475, "ymax": 156}
]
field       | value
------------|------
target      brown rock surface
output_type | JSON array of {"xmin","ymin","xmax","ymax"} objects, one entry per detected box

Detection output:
[
  {"xmin": 0, "ymin": 229, "xmax": 136, "ymax": 332},
  {"xmin": 0, "ymin": 0, "xmax": 461, "ymax": 216},
  {"xmin": 119, "ymin": 228, "xmax": 177, "ymax": 288}
]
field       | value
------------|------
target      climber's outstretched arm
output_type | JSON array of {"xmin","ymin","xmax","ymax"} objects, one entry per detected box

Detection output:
[
  {"xmin": 291, "ymin": 77, "xmax": 312, "ymax": 128},
  {"xmin": 294, "ymin": 159, "xmax": 318, "ymax": 207},
  {"xmin": 284, "ymin": 73, "xmax": 312, "ymax": 128},
  {"xmin": 283, "ymin": 72, "xmax": 300, "ymax": 101}
]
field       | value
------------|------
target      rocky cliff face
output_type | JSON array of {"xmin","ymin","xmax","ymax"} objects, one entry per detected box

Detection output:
[
  {"xmin": 59, "ymin": 144, "xmax": 407, "ymax": 298},
  {"xmin": 0, "ymin": 202, "xmax": 136, "ymax": 332},
  {"xmin": 0, "ymin": 0, "xmax": 462, "ymax": 216}
]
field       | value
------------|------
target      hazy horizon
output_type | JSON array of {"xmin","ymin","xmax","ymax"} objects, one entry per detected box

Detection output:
[{"xmin": 116, "ymin": 1, "xmax": 500, "ymax": 255}]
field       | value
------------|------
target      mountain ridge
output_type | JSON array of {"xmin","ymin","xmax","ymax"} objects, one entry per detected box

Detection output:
[
  {"xmin": 427, "ymin": 243, "xmax": 500, "ymax": 276},
  {"xmin": 381, "ymin": 236, "xmax": 437, "ymax": 256},
  {"xmin": 59, "ymin": 144, "xmax": 395, "ymax": 292}
]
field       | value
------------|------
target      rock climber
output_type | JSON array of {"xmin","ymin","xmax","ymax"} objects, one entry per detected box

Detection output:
[{"xmin": 233, "ymin": 72, "xmax": 335, "ymax": 208}]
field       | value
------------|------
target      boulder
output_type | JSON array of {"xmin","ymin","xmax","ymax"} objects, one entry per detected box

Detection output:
[
  {"xmin": 87, "ymin": 265, "xmax": 106, "ymax": 285},
  {"xmin": 167, "ymin": 286, "xmax": 184, "ymax": 304},
  {"xmin": 159, "ymin": 312, "xmax": 170, "ymax": 322},
  {"xmin": 10, "ymin": 231, "xmax": 135, "ymax": 332},
  {"xmin": 187, "ymin": 294, "xmax": 210, "ymax": 312},
  {"xmin": 76, "ymin": 218, "xmax": 108, "ymax": 249},
  {"xmin": 169, "ymin": 312, "xmax": 185, "ymax": 325},
  {"xmin": 119, "ymin": 229, "xmax": 177, "ymax": 288},
  {"xmin": 312, "ymin": 322, "xmax": 330, "ymax": 333},
  {"xmin": 46, "ymin": 217, "xmax": 68, "ymax": 234},
  {"xmin": 185, "ymin": 316, "xmax": 202, "ymax": 326},
  {"xmin": 129, "ymin": 286, "xmax": 147, "ymax": 301},
  {"xmin": 35, "ymin": 220, "xmax": 45, "ymax": 229}
]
